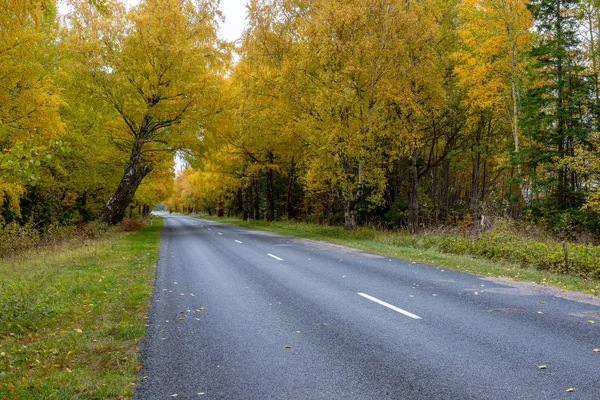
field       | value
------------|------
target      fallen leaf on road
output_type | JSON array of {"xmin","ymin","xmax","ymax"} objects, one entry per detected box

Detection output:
[
  {"xmin": 566, "ymin": 388, "xmax": 575, "ymax": 392},
  {"xmin": 171, "ymin": 394, "xmax": 178, "ymax": 397},
  {"xmin": 537, "ymin": 312, "xmax": 543, "ymax": 314},
  {"xmin": 284, "ymin": 345, "xmax": 292, "ymax": 349},
  {"xmin": 179, "ymin": 317, "xmax": 184, "ymax": 321},
  {"xmin": 588, "ymin": 320, "xmax": 595, "ymax": 324},
  {"xmin": 342, "ymin": 275, "xmax": 346, "ymax": 278},
  {"xmin": 198, "ymin": 393, "xmax": 205, "ymax": 396},
  {"xmin": 538, "ymin": 365, "xmax": 547, "ymax": 369},
  {"xmin": 296, "ymin": 331, "xmax": 301, "ymax": 333},
  {"xmin": 200, "ymin": 307, "xmax": 206, "ymax": 311},
  {"xmin": 561, "ymin": 289, "xmax": 567, "ymax": 293},
  {"xmin": 540, "ymin": 301, "xmax": 545, "ymax": 304}
]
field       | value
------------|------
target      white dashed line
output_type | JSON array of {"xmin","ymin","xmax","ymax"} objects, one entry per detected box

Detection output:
[
  {"xmin": 234, "ymin": 240, "xmax": 243, "ymax": 244},
  {"xmin": 358, "ymin": 293, "xmax": 421, "ymax": 320},
  {"xmin": 267, "ymin": 254, "xmax": 283, "ymax": 261}
]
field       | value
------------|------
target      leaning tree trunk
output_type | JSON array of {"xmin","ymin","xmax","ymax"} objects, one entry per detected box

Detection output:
[{"xmin": 102, "ymin": 142, "xmax": 151, "ymax": 225}]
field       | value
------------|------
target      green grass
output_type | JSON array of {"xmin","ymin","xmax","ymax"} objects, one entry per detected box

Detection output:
[
  {"xmin": 196, "ymin": 216, "xmax": 600, "ymax": 296},
  {"xmin": 0, "ymin": 218, "xmax": 162, "ymax": 399}
]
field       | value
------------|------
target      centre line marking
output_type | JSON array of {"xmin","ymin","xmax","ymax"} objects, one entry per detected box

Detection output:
[
  {"xmin": 234, "ymin": 240, "xmax": 243, "ymax": 244},
  {"xmin": 267, "ymin": 253, "xmax": 284, "ymax": 261},
  {"xmin": 218, "ymin": 232, "xmax": 223, "ymax": 235},
  {"xmin": 358, "ymin": 293, "xmax": 421, "ymax": 320}
]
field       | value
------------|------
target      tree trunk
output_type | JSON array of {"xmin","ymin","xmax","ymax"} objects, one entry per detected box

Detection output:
[
  {"xmin": 252, "ymin": 178, "xmax": 260, "ymax": 219},
  {"xmin": 344, "ymin": 199, "xmax": 357, "ymax": 231},
  {"xmin": 471, "ymin": 122, "xmax": 481, "ymax": 232},
  {"xmin": 408, "ymin": 152, "xmax": 419, "ymax": 234},
  {"xmin": 217, "ymin": 195, "xmax": 224, "ymax": 217},
  {"xmin": 266, "ymin": 152, "xmax": 275, "ymax": 222},
  {"xmin": 343, "ymin": 162, "xmax": 364, "ymax": 231},
  {"xmin": 242, "ymin": 185, "xmax": 249, "ymax": 221},
  {"xmin": 286, "ymin": 157, "xmax": 296, "ymax": 220},
  {"xmin": 471, "ymin": 149, "xmax": 480, "ymax": 231},
  {"xmin": 102, "ymin": 142, "xmax": 151, "ymax": 225}
]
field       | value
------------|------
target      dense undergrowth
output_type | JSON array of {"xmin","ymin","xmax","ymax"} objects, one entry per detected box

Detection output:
[
  {"xmin": 377, "ymin": 222, "xmax": 600, "ymax": 281},
  {"xmin": 0, "ymin": 217, "xmax": 161, "ymax": 399},
  {"xmin": 0, "ymin": 218, "xmax": 146, "ymax": 258}
]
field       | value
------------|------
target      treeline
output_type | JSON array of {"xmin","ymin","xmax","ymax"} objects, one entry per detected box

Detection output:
[
  {"xmin": 4, "ymin": 0, "xmax": 600, "ymax": 242},
  {"xmin": 167, "ymin": 0, "xmax": 600, "ymax": 237}
]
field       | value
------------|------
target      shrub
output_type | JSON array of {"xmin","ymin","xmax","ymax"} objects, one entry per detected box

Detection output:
[
  {"xmin": 373, "ymin": 219, "xmax": 600, "ymax": 281},
  {"xmin": 0, "ymin": 222, "xmax": 40, "ymax": 257},
  {"xmin": 120, "ymin": 218, "xmax": 145, "ymax": 232}
]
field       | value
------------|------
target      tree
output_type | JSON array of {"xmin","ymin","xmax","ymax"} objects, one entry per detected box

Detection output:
[
  {"xmin": 523, "ymin": 0, "xmax": 591, "ymax": 210},
  {"xmin": 454, "ymin": 0, "xmax": 533, "ymax": 209},
  {"xmin": 63, "ymin": 0, "xmax": 225, "ymax": 225},
  {"xmin": 0, "ymin": 0, "xmax": 63, "ymax": 219}
]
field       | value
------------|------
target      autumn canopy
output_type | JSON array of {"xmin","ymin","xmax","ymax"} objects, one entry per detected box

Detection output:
[{"xmin": 2, "ymin": 0, "xmax": 600, "ymax": 236}]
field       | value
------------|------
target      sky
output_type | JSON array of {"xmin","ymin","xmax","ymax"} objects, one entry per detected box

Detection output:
[
  {"xmin": 218, "ymin": 0, "xmax": 248, "ymax": 42},
  {"xmin": 58, "ymin": 0, "xmax": 249, "ymax": 43}
]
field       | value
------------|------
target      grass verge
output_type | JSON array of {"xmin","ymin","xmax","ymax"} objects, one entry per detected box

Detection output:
[
  {"xmin": 0, "ymin": 217, "xmax": 162, "ymax": 399},
  {"xmin": 196, "ymin": 216, "xmax": 600, "ymax": 296}
]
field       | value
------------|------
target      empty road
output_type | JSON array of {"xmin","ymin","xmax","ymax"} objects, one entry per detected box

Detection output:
[{"xmin": 135, "ymin": 215, "xmax": 600, "ymax": 399}]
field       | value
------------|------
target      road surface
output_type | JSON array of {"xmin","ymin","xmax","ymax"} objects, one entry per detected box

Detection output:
[{"xmin": 135, "ymin": 215, "xmax": 600, "ymax": 399}]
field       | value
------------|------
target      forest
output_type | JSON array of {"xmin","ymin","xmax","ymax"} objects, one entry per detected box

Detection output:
[{"xmin": 3, "ymin": 0, "xmax": 600, "ymax": 251}]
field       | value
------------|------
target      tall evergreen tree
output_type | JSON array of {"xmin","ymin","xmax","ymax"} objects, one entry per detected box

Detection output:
[{"xmin": 522, "ymin": 0, "xmax": 592, "ymax": 209}]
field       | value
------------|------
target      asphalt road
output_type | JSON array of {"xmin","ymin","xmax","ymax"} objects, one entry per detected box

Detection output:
[{"xmin": 135, "ymin": 215, "xmax": 600, "ymax": 399}]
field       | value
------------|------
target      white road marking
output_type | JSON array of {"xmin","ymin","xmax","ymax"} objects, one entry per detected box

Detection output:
[
  {"xmin": 267, "ymin": 253, "xmax": 284, "ymax": 261},
  {"xmin": 218, "ymin": 232, "xmax": 223, "ymax": 235},
  {"xmin": 358, "ymin": 293, "xmax": 421, "ymax": 320},
  {"xmin": 234, "ymin": 240, "xmax": 243, "ymax": 244}
]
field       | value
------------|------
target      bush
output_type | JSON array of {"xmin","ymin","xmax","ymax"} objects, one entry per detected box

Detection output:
[
  {"xmin": 0, "ymin": 220, "xmax": 111, "ymax": 258},
  {"xmin": 373, "ymin": 219, "xmax": 600, "ymax": 281},
  {"xmin": 120, "ymin": 218, "xmax": 145, "ymax": 232},
  {"xmin": 0, "ymin": 222, "xmax": 40, "ymax": 257},
  {"xmin": 397, "ymin": 222, "xmax": 600, "ymax": 280}
]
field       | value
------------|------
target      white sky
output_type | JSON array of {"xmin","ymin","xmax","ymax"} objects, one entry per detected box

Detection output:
[{"xmin": 59, "ymin": 0, "xmax": 249, "ymax": 42}]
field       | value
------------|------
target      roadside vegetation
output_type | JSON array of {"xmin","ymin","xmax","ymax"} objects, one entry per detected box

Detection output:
[
  {"xmin": 0, "ymin": 218, "xmax": 161, "ymax": 399},
  {"xmin": 196, "ymin": 215, "xmax": 600, "ymax": 296}
]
